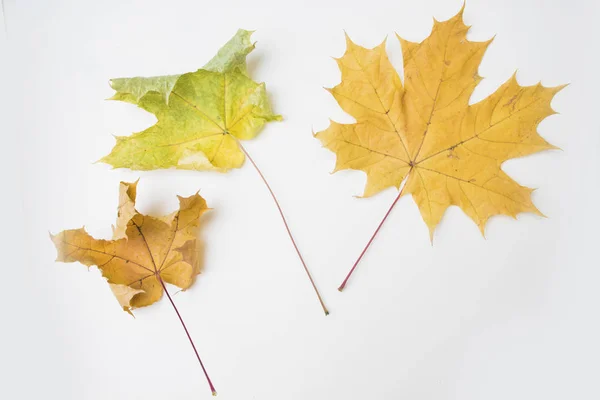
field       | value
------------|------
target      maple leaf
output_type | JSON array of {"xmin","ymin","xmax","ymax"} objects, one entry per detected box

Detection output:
[
  {"xmin": 51, "ymin": 180, "xmax": 207, "ymax": 311},
  {"xmin": 101, "ymin": 30, "xmax": 329, "ymax": 315},
  {"xmin": 50, "ymin": 181, "xmax": 217, "ymax": 395},
  {"xmin": 101, "ymin": 29, "xmax": 281, "ymax": 171},
  {"xmin": 315, "ymin": 7, "xmax": 565, "ymax": 290}
]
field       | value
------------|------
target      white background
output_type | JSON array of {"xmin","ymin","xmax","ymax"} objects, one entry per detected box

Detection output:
[{"xmin": 1, "ymin": 0, "xmax": 599, "ymax": 398}]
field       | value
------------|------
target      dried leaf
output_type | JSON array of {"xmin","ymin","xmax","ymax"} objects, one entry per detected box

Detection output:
[
  {"xmin": 316, "ymin": 7, "xmax": 565, "ymax": 238},
  {"xmin": 50, "ymin": 181, "xmax": 208, "ymax": 313},
  {"xmin": 101, "ymin": 30, "xmax": 281, "ymax": 171}
]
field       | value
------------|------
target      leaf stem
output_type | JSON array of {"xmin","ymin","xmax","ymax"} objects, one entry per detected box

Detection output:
[
  {"xmin": 338, "ymin": 182, "xmax": 408, "ymax": 292},
  {"xmin": 157, "ymin": 275, "xmax": 217, "ymax": 396},
  {"xmin": 236, "ymin": 139, "xmax": 329, "ymax": 316}
]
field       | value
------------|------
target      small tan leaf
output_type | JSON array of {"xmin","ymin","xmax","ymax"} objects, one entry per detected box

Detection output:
[{"xmin": 50, "ymin": 181, "xmax": 208, "ymax": 313}]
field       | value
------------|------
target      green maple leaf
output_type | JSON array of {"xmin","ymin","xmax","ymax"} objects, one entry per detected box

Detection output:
[{"xmin": 101, "ymin": 29, "xmax": 281, "ymax": 171}]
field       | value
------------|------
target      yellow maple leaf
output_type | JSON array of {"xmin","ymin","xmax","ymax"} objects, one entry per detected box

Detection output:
[
  {"xmin": 50, "ymin": 180, "xmax": 208, "ymax": 313},
  {"xmin": 316, "ymin": 7, "xmax": 565, "ymax": 239}
]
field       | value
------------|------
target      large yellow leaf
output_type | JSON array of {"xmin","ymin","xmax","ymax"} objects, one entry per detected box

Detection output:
[
  {"xmin": 50, "ymin": 181, "xmax": 209, "ymax": 313},
  {"xmin": 316, "ymin": 7, "xmax": 565, "ymax": 238}
]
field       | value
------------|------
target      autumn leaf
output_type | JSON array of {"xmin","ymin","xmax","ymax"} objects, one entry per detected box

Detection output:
[
  {"xmin": 51, "ymin": 180, "xmax": 207, "ymax": 311},
  {"xmin": 101, "ymin": 30, "xmax": 328, "ymax": 315},
  {"xmin": 101, "ymin": 29, "xmax": 280, "ymax": 171},
  {"xmin": 315, "ymin": 6, "xmax": 565, "ymax": 290},
  {"xmin": 50, "ymin": 181, "xmax": 217, "ymax": 395}
]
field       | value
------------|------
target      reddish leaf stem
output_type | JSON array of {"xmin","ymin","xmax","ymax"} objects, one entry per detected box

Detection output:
[
  {"xmin": 236, "ymin": 140, "xmax": 329, "ymax": 316},
  {"xmin": 338, "ymin": 182, "xmax": 408, "ymax": 292},
  {"xmin": 157, "ymin": 275, "xmax": 217, "ymax": 396}
]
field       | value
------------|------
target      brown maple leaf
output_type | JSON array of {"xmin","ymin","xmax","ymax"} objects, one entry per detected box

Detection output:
[
  {"xmin": 51, "ymin": 181, "xmax": 207, "ymax": 312},
  {"xmin": 50, "ymin": 181, "xmax": 217, "ymax": 395}
]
